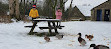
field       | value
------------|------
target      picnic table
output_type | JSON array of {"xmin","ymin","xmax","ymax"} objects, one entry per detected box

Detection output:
[{"xmin": 25, "ymin": 19, "xmax": 65, "ymax": 35}]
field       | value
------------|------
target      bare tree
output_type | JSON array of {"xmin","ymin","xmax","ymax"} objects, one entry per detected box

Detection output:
[
  {"xmin": 50, "ymin": 0, "xmax": 57, "ymax": 18},
  {"xmin": 21, "ymin": 0, "xmax": 23, "ymax": 3},
  {"xmin": 9, "ymin": 0, "xmax": 14, "ymax": 17},
  {"xmin": 15, "ymin": 0, "xmax": 20, "ymax": 20},
  {"xmin": 43, "ymin": 0, "xmax": 68, "ymax": 19},
  {"xmin": 59, "ymin": 0, "xmax": 68, "ymax": 13},
  {"xmin": 9, "ymin": 0, "xmax": 20, "ymax": 21},
  {"xmin": 68, "ymin": 0, "xmax": 73, "ymax": 20},
  {"xmin": 69, "ymin": 0, "xmax": 73, "ymax": 15},
  {"xmin": 43, "ymin": 0, "xmax": 57, "ymax": 18},
  {"xmin": 63, "ymin": 0, "xmax": 73, "ymax": 21}
]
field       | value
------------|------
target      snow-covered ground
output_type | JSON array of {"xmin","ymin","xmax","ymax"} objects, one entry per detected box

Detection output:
[{"xmin": 0, "ymin": 21, "xmax": 111, "ymax": 49}]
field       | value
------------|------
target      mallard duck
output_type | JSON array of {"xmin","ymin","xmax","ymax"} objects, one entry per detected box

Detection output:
[
  {"xmin": 85, "ymin": 34, "xmax": 94, "ymax": 41},
  {"xmin": 89, "ymin": 44, "xmax": 110, "ymax": 49},
  {"xmin": 78, "ymin": 33, "xmax": 86, "ymax": 46},
  {"xmin": 44, "ymin": 36, "xmax": 50, "ymax": 42},
  {"xmin": 56, "ymin": 34, "xmax": 64, "ymax": 39}
]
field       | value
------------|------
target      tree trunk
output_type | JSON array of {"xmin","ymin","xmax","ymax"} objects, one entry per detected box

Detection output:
[
  {"xmin": 15, "ymin": 0, "xmax": 20, "ymax": 20},
  {"xmin": 9, "ymin": 0, "xmax": 20, "ymax": 21},
  {"xmin": 68, "ymin": 0, "xmax": 73, "ymax": 19},
  {"xmin": 9, "ymin": 0, "xmax": 14, "ymax": 17},
  {"xmin": 21, "ymin": 0, "xmax": 23, "ymax": 3},
  {"xmin": 24, "ymin": 0, "xmax": 25, "ymax": 18}
]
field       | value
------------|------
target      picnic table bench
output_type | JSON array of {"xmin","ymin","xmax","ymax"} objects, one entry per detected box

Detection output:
[{"xmin": 24, "ymin": 19, "xmax": 65, "ymax": 35}]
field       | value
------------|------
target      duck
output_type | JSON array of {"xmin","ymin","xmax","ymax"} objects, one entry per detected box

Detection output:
[
  {"xmin": 44, "ymin": 35, "xmax": 50, "ymax": 42},
  {"xmin": 56, "ymin": 34, "xmax": 64, "ymax": 39},
  {"xmin": 85, "ymin": 34, "xmax": 94, "ymax": 41},
  {"xmin": 89, "ymin": 44, "xmax": 110, "ymax": 49},
  {"xmin": 78, "ymin": 33, "xmax": 86, "ymax": 46}
]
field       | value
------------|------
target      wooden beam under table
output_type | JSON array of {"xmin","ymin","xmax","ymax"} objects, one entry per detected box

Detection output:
[
  {"xmin": 28, "ymin": 22, "xmax": 37, "ymax": 35},
  {"xmin": 48, "ymin": 21, "xmax": 52, "ymax": 34},
  {"xmin": 52, "ymin": 22, "xmax": 58, "ymax": 33}
]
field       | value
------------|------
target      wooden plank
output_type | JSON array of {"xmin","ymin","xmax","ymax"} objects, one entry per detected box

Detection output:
[
  {"xmin": 39, "ymin": 27, "xmax": 49, "ymax": 29},
  {"xmin": 33, "ymin": 19, "xmax": 61, "ymax": 22},
  {"xmin": 39, "ymin": 27, "xmax": 59, "ymax": 29},
  {"xmin": 24, "ymin": 25, "xmax": 37, "ymax": 28},
  {"xmin": 39, "ymin": 26, "xmax": 64, "ymax": 29},
  {"xmin": 56, "ymin": 26, "xmax": 65, "ymax": 27}
]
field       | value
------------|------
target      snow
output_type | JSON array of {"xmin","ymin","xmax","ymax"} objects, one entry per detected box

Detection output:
[
  {"xmin": 65, "ymin": 0, "xmax": 108, "ymax": 16},
  {"xmin": 76, "ymin": 5, "xmax": 93, "ymax": 16},
  {"xmin": 0, "ymin": 0, "xmax": 8, "ymax": 4},
  {"xmin": 0, "ymin": 21, "xmax": 111, "ymax": 49},
  {"xmin": 33, "ymin": 19, "xmax": 60, "ymax": 21}
]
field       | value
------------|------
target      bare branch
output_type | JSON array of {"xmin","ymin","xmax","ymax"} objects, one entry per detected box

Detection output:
[
  {"xmin": 63, "ymin": 0, "xmax": 68, "ymax": 4},
  {"xmin": 71, "ymin": 0, "xmax": 73, "ymax": 4}
]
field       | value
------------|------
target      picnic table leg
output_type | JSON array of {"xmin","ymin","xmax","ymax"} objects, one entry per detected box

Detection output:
[
  {"xmin": 52, "ymin": 22, "xmax": 58, "ymax": 33},
  {"xmin": 57, "ymin": 22, "xmax": 59, "ymax": 26},
  {"xmin": 28, "ymin": 22, "xmax": 37, "ymax": 35},
  {"xmin": 48, "ymin": 22, "xmax": 52, "ymax": 34}
]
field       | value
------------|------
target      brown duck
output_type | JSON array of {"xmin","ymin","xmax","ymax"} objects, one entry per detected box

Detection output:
[
  {"xmin": 85, "ymin": 34, "xmax": 94, "ymax": 41},
  {"xmin": 44, "ymin": 36, "xmax": 50, "ymax": 42}
]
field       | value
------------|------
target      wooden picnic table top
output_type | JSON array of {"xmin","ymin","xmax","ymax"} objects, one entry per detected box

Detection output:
[
  {"xmin": 33, "ymin": 19, "xmax": 61, "ymax": 22},
  {"xmin": 26, "ymin": 19, "xmax": 64, "ymax": 35}
]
